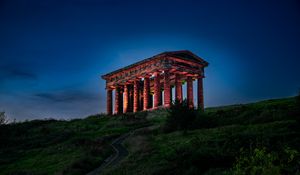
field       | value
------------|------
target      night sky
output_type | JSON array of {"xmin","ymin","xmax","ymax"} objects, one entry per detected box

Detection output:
[{"xmin": 1, "ymin": 0, "xmax": 300, "ymax": 121}]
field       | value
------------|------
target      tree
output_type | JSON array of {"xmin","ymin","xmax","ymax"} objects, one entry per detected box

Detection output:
[
  {"xmin": 164, "ymin": 99, "xmax": 196, "ymax": 133},
  {"xmin": 0, "ymin": 111, "xmax": 8, "ymax": 125}
]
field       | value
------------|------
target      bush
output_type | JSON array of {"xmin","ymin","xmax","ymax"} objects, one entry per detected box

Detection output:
[
  {"xmin": 192, "ymin": 110, "xmax": 217, "ymax": 129},
  {"xmin": 164, "ymin": 99, "xmax": 196, "ymax": 133},
  {"xmin": 231, "ymin": 146, "xmax": 300, "ymax": 175}
]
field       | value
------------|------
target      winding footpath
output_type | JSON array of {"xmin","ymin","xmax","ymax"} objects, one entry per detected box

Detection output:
[
  {"xmin": 86, "ymin": 124, "xmax": 155, "ymax": 175},
  {"xmin": 86, "ymin": 132, "xmax": 132, "ymax": 175}
]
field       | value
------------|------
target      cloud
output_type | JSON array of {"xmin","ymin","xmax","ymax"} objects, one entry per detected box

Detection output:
[
  {"xmin": 0, "ymin": 65, "xmax": 38, "ymax": 81},
  {"xmin": 0, "ymin": 89, "xmax": 103, "ymax": 121},
  {"xmin": 34, "ymin": 89, "xmax": 99, "ymax": 103},
  {"xmin": 0, "ymin": 65, "xmax": 38, "ymax": 94},
  {"xmin": 7, "ymin": 69, "xmax": 37, "ymax": 80}
]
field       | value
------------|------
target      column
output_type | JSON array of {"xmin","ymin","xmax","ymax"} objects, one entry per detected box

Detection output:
[
  {"xmin": 197, "ymin": 78, "xmax": 204, "ymax": 110},
  {"xmin": 114, "ymin": 86, "xmax": 122, "ymax": 114},
  {"xmin": 154, "ymin": 73, "xmax": 161, "ymax": 108},
  {"xmin": 139, "ymin": 87, "xmax": 143, "ymax": 110},
  {"xmin": 133, "ymin": 80, "xmax": 139, "ymax": 112},
  {"xmin": 164, "ymin": 70, "xmax": 171, "ymax": 107},
  {"xmin": 143, "ymin": 76, "xmax": 150, "ymax": 110},
  {"xmin": 106, "ymin": 88, "xmax": 112, "ymax": 115},
  {"xmin": 123, "ymin": 84, "xmax": 129, "ymax": 113},
  {"xmin": 187, "ymin": 76, "xmax": 194, "ymax": 108},
  {"xmin": 175, "ymin": 74, "xmax": 183, "ymax": 102},
  {"xmin": 128, "ymin": 85, "xmax": 133, "ymax": 112}
]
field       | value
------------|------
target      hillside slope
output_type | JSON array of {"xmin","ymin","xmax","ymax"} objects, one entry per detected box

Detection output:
[
  {"xmin": 0, "ymin": 97, "xmax": 299, "ymax": 175},
  {"xmin": 0, "ymin": 114, "xmax": 149, "ymax": 175},
  {"xmin": 103, "ymin": 97, "xmax": 300, "ymax": 175}
]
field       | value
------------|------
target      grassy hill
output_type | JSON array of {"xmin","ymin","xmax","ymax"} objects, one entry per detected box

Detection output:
[
  {"xmin": 0, "ymin": 114, "xmax": 150, "ymax": 175},
  {"xmin": 1, "ymin": 97, "xmax": 299, "ymax": 175}
]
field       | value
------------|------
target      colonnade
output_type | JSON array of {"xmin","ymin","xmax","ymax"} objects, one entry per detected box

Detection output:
[{"xmin": 106, "ymin": 70, "xmax": 204, "ymax": 115}]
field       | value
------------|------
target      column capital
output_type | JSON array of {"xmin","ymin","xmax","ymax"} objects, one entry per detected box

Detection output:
[
  {"xmin": 126, "ymin": 81, "xmax": 133, "ymax": 84},
  {"xmin": 143, "ymin": 74, "xmax": 151, "ymax": 78},
  {"xmin": 152, "ymin": 72, "xmax": 160, "ymax": 76},
  {"xmin": 133, "ymin": 77, "xmax": 141, "ymax": 82}
]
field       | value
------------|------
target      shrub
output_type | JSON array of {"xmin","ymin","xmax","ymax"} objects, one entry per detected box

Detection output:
[
  {"xmin": 191, "ymin": 110, "xmax": 216, "ymax": 129},
  {"xmin": 164, "ymin": 99, "xmax": 196, "ymax": 133},
  {"xmin": 231, "ymin": 146, "xmax": 300, "ymax": 175}
]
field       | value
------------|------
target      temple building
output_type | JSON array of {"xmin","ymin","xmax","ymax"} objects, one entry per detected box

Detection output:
[{"xmin": 101, "ymin": 50, "xmax": 209, "ymax": 115}]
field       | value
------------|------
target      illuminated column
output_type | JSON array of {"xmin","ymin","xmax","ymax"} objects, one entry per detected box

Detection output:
[
  {"xmin": 143, "ymin": 76, "xmax": 150, "ymax": 110},
  {"xmin": 154, "ymin": 73, "xmax": 161, "ymax": 108},
  {"xmin": 133, "ymin": 80, "xmax": 139, "ymax": 112},
  {"xmin": 123, "ymin": 84, "xmax": 129, "ymax": 113},
  {"xmin": 129, "ymin": 86, "xmax": 132, "ymax": 112},
  {"xmin": 114, "ymin": 86, "xmax": 123, "ymax": 114},
  {"xmin": 139, "ymin": 87, "xmax": 143, "ymax": 110},
  {"xmin": 175, "ymin": 74, "xmax": 183, "ymax": 102},
  {"xmin": 187, "ymin": 76, "xmax": 194, "ymax": 108},
  {"xmin": 163, "ymin": 70, "xmax": 171, "ymax": 107},
  {"xmin": 197, "ymin": 77, "xmax": 204, "ymax": 110},
  {"xmin": 106, "ymin": 88, "xmax": 112, "ymax": 115}
]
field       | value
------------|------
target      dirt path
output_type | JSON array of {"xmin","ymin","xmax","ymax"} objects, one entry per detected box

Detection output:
[
  {"xmin": 86, "ymin": 124, "xmax": 154, "ymax": 175},
  {"xmin": 86, "ymin": 132, "xmax": 131, "ymax": 175}
]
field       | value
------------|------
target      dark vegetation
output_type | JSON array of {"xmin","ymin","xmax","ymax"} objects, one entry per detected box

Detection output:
[
  {"xmin": 164, "ymin": 99, "xmax": 196, "ymax": 133},
  {"xmin": 0, "ymin": 113, "xmax": 149, "ymax": 175},
  {"xmin": 1, "ymin": 95, "xmax": 300, "ymax": 175},
  {"xmin": 103, "ymin": 96, "xmax": 300, "ymax": 175}
]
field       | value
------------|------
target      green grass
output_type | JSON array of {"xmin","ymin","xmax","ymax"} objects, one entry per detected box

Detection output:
[
  {"xmin": 0, "ymin": 114, "xmax": 150, "ymax": 175},
  {"xmin": 102, "ymin": 97, "xmax": 300, "ymax": 175},
  {"xmin": 1, "ymin": 97, "xmax": 299, "ymax": 175}
]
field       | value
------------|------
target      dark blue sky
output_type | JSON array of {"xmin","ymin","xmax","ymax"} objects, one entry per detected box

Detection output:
[{"xmin": 1, "ymin": 0, "xmax": 300, "ymax": 121}]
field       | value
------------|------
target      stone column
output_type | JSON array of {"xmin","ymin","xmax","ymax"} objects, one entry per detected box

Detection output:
[
  {"xmin": 175, "ymin": 74, "xmax": 183, "ymax": 102},
  {"xmin": 139, "ymin": 87, "xmax": 143, "ymax": 110},
  {"xmin": 133, "ymin": 80, "xmax": 139, "ymax": 112},
  {"xmin": 187, "ymin": 76, "xmax": 194, "ymax": 108},
  {"xmin": 197, "ymin": 78, "xmax": 204, "ymax": 110},
  {"xmin": 114, "ymin": 86, "xmax": 122, "ymax": 114},
  {"xmin": 163, "ymin": 70, "xmax": 171, "ymax": 107},
  {"xmin": 154, "ymin": 73, "xmax": 161, "ymax": 108},
  {"xmin": 143, "ymin": 76, "xmax": 150, "ymax": 110},
  {"xmin": 123, "ymin": 84, "xmax": 129, "ymax": 113},
  {"xmin": 128, "ymin": 85, "xmax": 133, "ymax": 112},
  {"xmin": 106, "ymin": 88, "xmax": 112, "ymax": 115}
]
